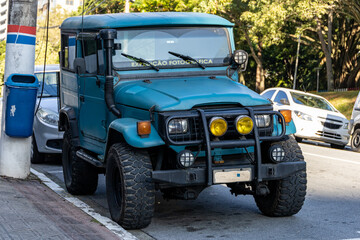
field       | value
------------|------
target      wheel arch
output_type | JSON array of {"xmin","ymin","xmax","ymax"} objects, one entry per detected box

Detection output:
[
  {"xmin": 104, "ymin": 118, "xmax": 165, "ymax": 161},
  {"xmin": 59, "ymin": 106, "xmax": 79, "ymax": 139}
]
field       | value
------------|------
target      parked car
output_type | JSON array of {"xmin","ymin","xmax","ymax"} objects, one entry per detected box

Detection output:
[
  {"xmin": 348, "ymin": 91, "xmax": 360, "ymax": 151},
  {"xmin": 31, "ymin": 65, "xmax": 63, "ymax": 163},
  {"xmin": 261, "ymin": 87, "xmax": 350, "ymax": 149}
]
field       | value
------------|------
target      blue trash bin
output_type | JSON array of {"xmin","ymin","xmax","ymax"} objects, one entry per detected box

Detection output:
[{"xmin": 5, "ymin": 74, "xmax": 39, "ymax": 138}]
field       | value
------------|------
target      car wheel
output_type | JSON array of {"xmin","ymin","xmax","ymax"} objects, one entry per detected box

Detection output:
[
  {"xmin": 31, "ymin": 135, "xmax": 45, "ymax": 164},
  {"xmin": 351, "ymin": 129, "xmax": 360, "ymax": 152},
  {"xmin": 62, "ymin": 130, "xmax": 98, "ymax": 195},
  {"xmin": 330, "ymin": 143, "xmax": 346, "ymax": 149},
  {"xmin": 254, "ymin": 136, "xmax": 307, "ymax": 216},
  {"xmin": 106, "ymin": 142, "xmax": 155, "ymax": 230}
]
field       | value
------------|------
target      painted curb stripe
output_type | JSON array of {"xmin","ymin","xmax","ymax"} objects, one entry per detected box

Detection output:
[
  {"xmin": 6, "ymin": 34, "xmax": 36, "ymax": 45},
  {"xmin": 7, "ymin": 25, "xmax": 36, "ymax": 35},
  {"xmin": 30, "ymin": 168, "xmax": 138, "ymax": 240}
]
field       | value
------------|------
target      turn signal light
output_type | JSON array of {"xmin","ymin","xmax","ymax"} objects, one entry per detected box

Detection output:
[
  {"xmin": 137, "ymin": 121, "xmax": 151, "ymax": 136},
  {"xmin": 280, "ymin": 110, "xmax": 292, "ymax": 123}
]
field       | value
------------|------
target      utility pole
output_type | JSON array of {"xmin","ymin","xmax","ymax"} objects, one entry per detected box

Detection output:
[
  {"xmin": 124, "ymin": 0, "xmax": 130, "ymax": 13},
  {"xmin": 293, "ymin": 34, "xmax": 301, "ymax": 90},
  {"xmin": 315, "ymin": 67, "xmax": 321, "ymax": 92},
  {"xmin": 0, "ymin": 0, "xmax": 38, "ymax": 178}
]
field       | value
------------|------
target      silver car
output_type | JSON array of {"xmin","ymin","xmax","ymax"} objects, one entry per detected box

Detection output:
[{"xmin": 31, "ymin": 65, "xmax": 63, "ymax": 163}]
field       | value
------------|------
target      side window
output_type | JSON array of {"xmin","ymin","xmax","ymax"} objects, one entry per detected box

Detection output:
[
  {"xmin": 262, "ymin": 90, "xmax": 275, "ymax": 100},
  {"xmin": 61, "ymin": 34, "xmax": 76, "ymax": 71},
  {"xmin": 82, "ymin": 39, "xmax": 104, "ymax": 75},
  {"xmin": 274, "ymin": 90, "xmax": 289, "ymax": 104}
]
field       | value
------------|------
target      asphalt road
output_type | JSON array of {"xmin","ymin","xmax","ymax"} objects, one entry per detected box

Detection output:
[{"xmin": 32, "ymin": 141, "xmax": 360, "ymax": 240}]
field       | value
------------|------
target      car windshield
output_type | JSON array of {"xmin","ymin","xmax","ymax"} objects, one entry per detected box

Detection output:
[
  {"xmin": 35, "ymin": 72, "xmax": 58, "ymax": 97},
  {"xmin": 113, "ymin": 27, "xmax": 231, "ymax": 70},
  {"xmin": 290, "ymin": 92, "xmax": 335, "ymax": 111}
]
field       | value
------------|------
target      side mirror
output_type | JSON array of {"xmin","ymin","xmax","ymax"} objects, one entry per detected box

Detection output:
[
  {"xmin": 232, "ymin": 50, "xmax": 248, "ymax": 72},
  {"xmin": 280, "ymin": 98, "xmax": 290, "ymax": 105},
  {"xmin": 73, "ymin": 58, "xmax": 86, "ymax": 75}
]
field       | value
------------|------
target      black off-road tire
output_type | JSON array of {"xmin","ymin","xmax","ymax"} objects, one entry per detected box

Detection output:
[
  {"xmin": 106, "ymin": 143, "xmax": 155, "ymax": 230},
  {"xmin": 31, "ymin": 135, "xmax": 45, "ymax": 164},
  {"xmin": 62, "ymin": 130, "xmax": 98, "ymax": 195},
  {"xmin": 351, "ymin": 129, "xmax": 360, "ymax": 152},
  {"xmin": 254, "ymin": 136, "xmax": 307, "ymax": 217}
]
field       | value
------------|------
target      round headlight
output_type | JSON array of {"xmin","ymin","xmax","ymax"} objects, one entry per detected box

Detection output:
[
  {"xmin": 235, "ymin": 115, "xmax": 254, "ymax": 135},
  {"xmin": 209, "ymin": 117, "xmax": 228, "ymax": 137},
  {"xmin": 269, "ymin": 145, "xmax": 285, "ymax": 163}
]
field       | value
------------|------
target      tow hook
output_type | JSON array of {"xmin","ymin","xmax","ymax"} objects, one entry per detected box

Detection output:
[{"xmin": 256, "ymin": 183, "xmax": 270, "ymax": 196}]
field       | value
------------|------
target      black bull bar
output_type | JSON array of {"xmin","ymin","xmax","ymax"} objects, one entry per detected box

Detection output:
[{"xmin": 153, "ymin": 107, "xmax": 306, "ymax": 186}]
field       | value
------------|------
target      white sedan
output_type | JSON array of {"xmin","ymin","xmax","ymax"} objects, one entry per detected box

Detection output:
[{"xmin": 261, "ymin": 87, "xmax": 350, "ymax": 149}]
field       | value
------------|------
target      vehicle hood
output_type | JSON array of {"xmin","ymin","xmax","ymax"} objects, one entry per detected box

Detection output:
[
  {"xmin": 115, "ymin": 76, "xmax": 270, "ymax": 111},
  {"xmin": 37, "ymin": 97, "xmax": 59, "ymax": 114}
]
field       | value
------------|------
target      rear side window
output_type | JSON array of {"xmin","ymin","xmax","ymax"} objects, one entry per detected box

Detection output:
[
  {"xmin": 262, "ymin": 90, "xmax": 275, "ymax": 100},
  {"xmin": 61, "ymin": 34, "xmax": 76, "ymax": 71}
]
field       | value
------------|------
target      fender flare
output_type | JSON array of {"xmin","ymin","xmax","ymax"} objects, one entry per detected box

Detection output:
[
  {"xmin": 106, "ymin": 118, "xmax": 165, "ymax": 150},
  {"xmin": 59, "ymin": 106, "xmax": 79, "ymax": 139}
]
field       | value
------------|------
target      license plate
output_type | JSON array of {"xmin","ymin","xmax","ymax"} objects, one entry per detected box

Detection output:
[{"xmin": 213, "ymin": 168, "xmax": 252, "ymax": 184}]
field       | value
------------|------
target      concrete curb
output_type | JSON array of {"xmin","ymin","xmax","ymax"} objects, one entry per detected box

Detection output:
[{"xmin": 30, "ymin": 168, "xmax": 138, "ymax": 240}]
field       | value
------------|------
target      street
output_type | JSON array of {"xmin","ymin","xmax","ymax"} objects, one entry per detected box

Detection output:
[{"xmin": 31, "ymin": 141, "xmax": 360, "ymax": 240}]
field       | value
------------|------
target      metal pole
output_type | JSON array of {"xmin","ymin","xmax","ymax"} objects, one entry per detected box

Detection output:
[
  {"xmin": 316, "ymin": 68, "xmax": 320, "ymax": 92},
  {"xmin": 293, "ymin": 34, "xmax": 301, "ymax": 90},
  {"xmin": 0, "ymin": 0, "xmax": 38, "ymax": 178},
  {"xmin": 124, "ymin": 0, "xmax": 130, "ymax": 13}
]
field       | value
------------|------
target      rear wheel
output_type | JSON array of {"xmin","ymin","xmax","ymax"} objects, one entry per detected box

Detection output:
[
  {"xmin": 351, "ymin": 129, "xmax": 360, "ymax": 152},
  {"xmin": 62, "ymin": 130, "xmax": 98, "ymax": 195},
  {"xmin": 106, "ymin": 143, "xmax": 155, "ymax": 229},
  {"xmin": 254, "ymin": 136, "xmax": 307, "ymax": 217},
  {"xmin": 31, "ymin": 135, "xmax": 45, "ymax": 164}
]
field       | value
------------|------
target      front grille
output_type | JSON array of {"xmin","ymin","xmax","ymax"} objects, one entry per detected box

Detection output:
[
  {"xmin": 321, "ymin": 121, "xmax": 342, "ymax": 129},
  {"xmin": 315, "ymin": 131, "xmax": 341, "ymax": 139}
]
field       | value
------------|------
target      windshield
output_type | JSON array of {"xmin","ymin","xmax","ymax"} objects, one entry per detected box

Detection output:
[
  {"xmin": 290, "ymin": 92, "xmax": 336, "ymax": 112},
  {"xmin": 35, "ymin": 72, "xmax": 59, "ymax": 97},
  {"xmin": 113, "ymin": 27, "xmax": 231, "ymax": 70}
]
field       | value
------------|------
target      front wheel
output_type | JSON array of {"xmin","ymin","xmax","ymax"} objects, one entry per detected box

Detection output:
[
  {"xmin": 254, "ymin": 136, "xmax": 307, "ymax": 217},
  {"xmin": 351, "ymin": 129, "xmax": 360, "ymax": 152},
  {"xmin": 31, "ymin": 136, "xmax": 45, "ymax": 164},
  {"xmin": 106, "ymin": 143, "xmax": 155, "ymax": 230}
]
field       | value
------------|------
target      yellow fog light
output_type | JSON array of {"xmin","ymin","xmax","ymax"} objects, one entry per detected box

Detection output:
[
  {"xmin": 209, "ymin": 117, "xmax": 228, "ymax": 137},
  {"xmin": 235, "ymin": 115, "xmax": 254, "ymax": 135}
]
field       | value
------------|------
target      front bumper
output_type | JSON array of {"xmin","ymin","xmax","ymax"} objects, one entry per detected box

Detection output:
[
  {"xmin": 33, "ymin": 117, "xmax": 63, "ymax": 154},
  {"xmin": 152, "ymin": 161, "xmax": 306, "ymax": 185},
  {"xmin": 294, "ymin": 118, "xmax": 349, "ymax": 145}
]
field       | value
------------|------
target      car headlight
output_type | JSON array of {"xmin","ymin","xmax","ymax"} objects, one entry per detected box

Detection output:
[
  {"xmin": 294, "ymin": 111, "xmax": 313, "ymax": 121},
  {"xmin": 209, "ymin": 117, "xmax": 228, "ymax": 136},
  {"xmin": 255, "ymin": 115, "xmax": 271, "ymax": 128},
  {"xmin": 37, "ymin": 108, "xmax": 59, "ymax": 126},
  {"xmin": 235, "ymin": 115, "xmax": 253, "ymax": 135},
  {"xmin": 168, "ymin": 119, "xmax": 188, "ymax": 134}
]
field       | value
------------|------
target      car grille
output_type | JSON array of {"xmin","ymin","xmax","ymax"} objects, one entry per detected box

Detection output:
[
  {"xmin": 315, "ymin": 131, "xmax": 341, "ymax": 139},
  {"xmin": 318, "ymin": 116, "xmax": 343, "ymax": 129}
]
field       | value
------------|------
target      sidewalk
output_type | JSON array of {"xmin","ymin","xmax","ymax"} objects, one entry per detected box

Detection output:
[{"xmin": 0, "ymin": 174, "xmax": 120, "ymax": 240}]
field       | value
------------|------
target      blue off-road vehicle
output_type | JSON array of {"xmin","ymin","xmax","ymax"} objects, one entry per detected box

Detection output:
[{"xmin": 58, "ymin": 12, "xmax": 306, "ymax": 229}]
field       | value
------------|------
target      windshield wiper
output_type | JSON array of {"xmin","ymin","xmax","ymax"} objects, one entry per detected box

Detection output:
[
  {"xmin": 121, "ymin": 53, "xmax": 159, "ymax": 72},
  {"xmin": 168, "ymin": 51, "xmax": 206, "ymax": 69}
]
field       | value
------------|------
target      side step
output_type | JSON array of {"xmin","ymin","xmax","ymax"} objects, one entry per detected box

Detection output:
[{"xmin": 76, "ymin": 149, "xmax": 105, "ymax": 168}]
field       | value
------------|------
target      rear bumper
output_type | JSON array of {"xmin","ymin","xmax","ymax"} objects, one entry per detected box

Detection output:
[{"xmin": 152, "ymin": 161, "xmax": 306, "ymax": 186}]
